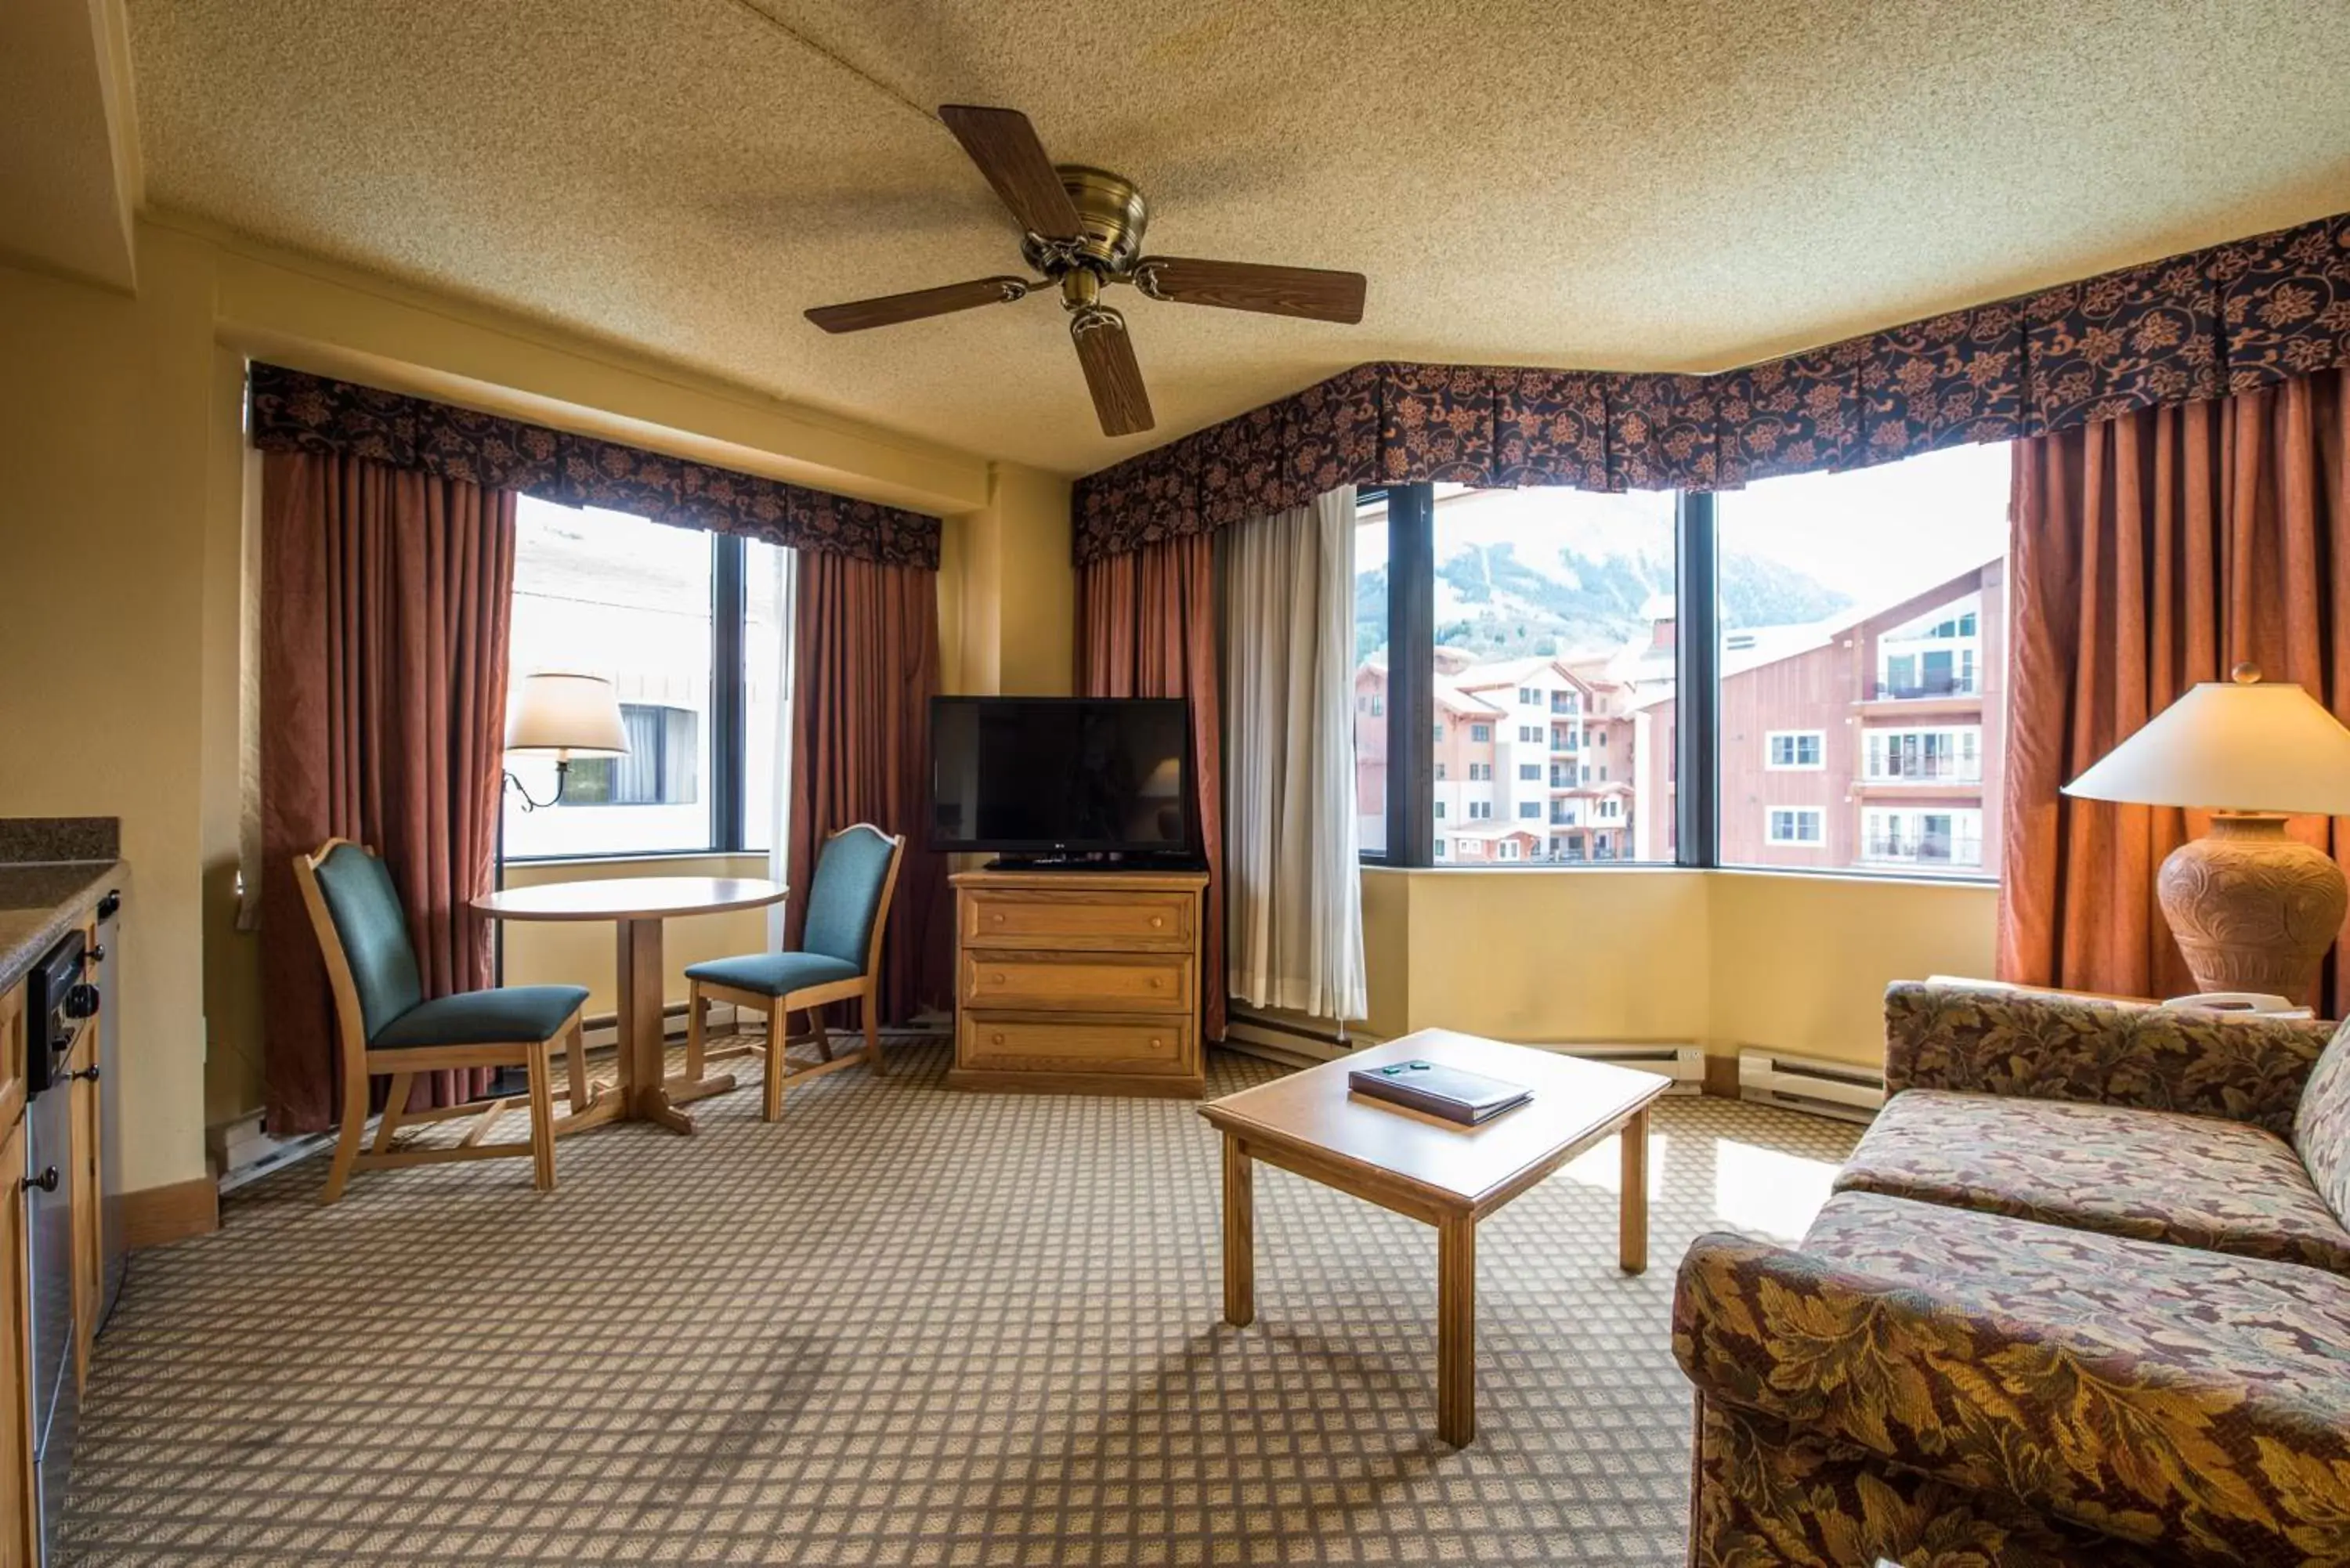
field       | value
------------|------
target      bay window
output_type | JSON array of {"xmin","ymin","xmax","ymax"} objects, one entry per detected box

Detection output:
[{"xmin": 1355, "ymin": 439, "xmax": 2008, "ymax": 880}]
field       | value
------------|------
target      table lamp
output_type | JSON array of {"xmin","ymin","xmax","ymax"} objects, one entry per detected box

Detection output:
[
  {"xmin": 504, "ymin": 671, "xmax": 627, "ymax": 809},
  {"xmin": 2064, "ymin": 665, "xmax": 2350, "ymax": 996}
]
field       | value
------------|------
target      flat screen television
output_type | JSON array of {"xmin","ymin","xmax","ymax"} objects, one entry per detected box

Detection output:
[{"xmin": 929, "ymin": 696, "xmax": 1198, "ymax": 864}]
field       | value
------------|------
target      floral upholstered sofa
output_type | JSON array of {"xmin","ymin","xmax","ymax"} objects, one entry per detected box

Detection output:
[{"xmin": 1673, "ymin": 981, "xmax": 2350, "ymax": 1567}]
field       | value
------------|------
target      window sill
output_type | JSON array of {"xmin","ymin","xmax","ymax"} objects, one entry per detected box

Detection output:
[{"xmin": 501, "ymin": 847, "xmax": 771, "ymax": 869}]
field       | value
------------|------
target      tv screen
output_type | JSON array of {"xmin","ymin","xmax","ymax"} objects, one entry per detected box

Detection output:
[{"xmin": 930, "ymin": 697, "xmax": 1196, "ymax": 858}]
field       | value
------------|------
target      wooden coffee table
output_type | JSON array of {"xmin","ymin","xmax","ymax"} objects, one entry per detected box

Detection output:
[{"xmin": 1198, "ymin": 1028, "xmax": 1669, "ymax": 1447}]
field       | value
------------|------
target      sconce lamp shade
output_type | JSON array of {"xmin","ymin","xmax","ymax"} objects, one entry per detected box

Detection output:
[
  {"xmin": 2063, "ymin": 674, "xmax": 2350, "ymax": 818},
  {"xmin": 505, "ymin": 672, "xmax": 627, "ymax": 758}
]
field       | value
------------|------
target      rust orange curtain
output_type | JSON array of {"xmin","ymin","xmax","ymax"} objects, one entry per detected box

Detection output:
[
  {"xmin": 2000, "ymin": 368, "xmax": 2350, "ymax": 1009},
  {"xmin": 258, "ymin": 450, "xmax": 516, "ymax": 1133},
  {"xmin": 1075, "ymin": 534, "xmax": 1227, "ymax": 1040},
  {"xmin": 786, "ymin": 550, "xmax": 949, "ymax": 1023}
]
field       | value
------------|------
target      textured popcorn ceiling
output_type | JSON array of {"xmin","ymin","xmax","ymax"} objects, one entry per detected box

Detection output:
[{"xmin": 128, "ymin": 0, "xmax": 2350, "ymax": 475}]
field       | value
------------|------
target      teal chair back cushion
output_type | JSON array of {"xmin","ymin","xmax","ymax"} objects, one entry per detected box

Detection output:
[
  {"xmin": 801, "ymin": 826, "xmax": 897, "ymax": 969},
  {"xmin": 311, "ymin": 844, "xmax": 425, "ymax": 1041}
]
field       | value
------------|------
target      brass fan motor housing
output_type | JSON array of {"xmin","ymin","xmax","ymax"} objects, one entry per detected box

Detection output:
[{"xmin": 1023, "ymin": 165, "xmax": 1149, "ymax": 277}]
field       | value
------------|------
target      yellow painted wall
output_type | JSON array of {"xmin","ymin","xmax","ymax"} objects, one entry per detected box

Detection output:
[
  {"xmin": 1706, "ymin": 870, "xmax": 1998, "ymax": 1065},
  {"xmin": 953, "ymin": 462, "xmax": 1075, "ymax": 697},
  {"xmin": 0, "ymin": 225, "xmax": 221, "ymax": 1190},
  {"xmin": 1360, "ymin": 867, "xmax": 1997, "ymax": 1070}
]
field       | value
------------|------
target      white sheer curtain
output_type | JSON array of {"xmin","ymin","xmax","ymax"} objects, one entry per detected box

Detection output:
[{"xmin": 1220, "ymin": 485, "xmax": 1366, "ymax": 1021}]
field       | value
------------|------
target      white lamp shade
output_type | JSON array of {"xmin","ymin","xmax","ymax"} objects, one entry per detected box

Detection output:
[
  {"xmin": 505, "ymin": 672, "xmax": 627, "ymax": 757},
  {"xmin": 2064, "ymin": 676, "xmax": 2350, "ymax": 817}
]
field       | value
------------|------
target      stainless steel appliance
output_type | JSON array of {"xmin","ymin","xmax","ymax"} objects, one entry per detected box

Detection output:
[
  {"xmin": 22, "ymin": 926, "xmax": 96, "ymax": 1567},
  {"xmin": 91, "ymin": 890, "xmax": 124, "ymax": 1324}
]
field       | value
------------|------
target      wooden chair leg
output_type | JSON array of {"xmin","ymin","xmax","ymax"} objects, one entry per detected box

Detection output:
[
  {"xmin": 814, "ymin": 1003, "xmax": 834, "ymax": 1063},
  {"xmin": 372, "ymin": 1071, "xmax": 414, "ymax": 1154},
  {"xmin": 762, "ymin": 1002, "xmax": 786, "ymax": 1122},
  {"xmin": 685, "ymin": 987, "xmax": 705, "ymax": 1082},
  {"xmin": 862, "ymin": 991, "xmax": 884, "ymax": 1075},
  {"xmin": 566, "ymin": 1020, "xmax": 589, "ymax": 1109},
  {"xmin": 527, "ymin": 1041, "xmax": 557, "ymax": 1193},
  {"xmin": 321, "ymin": 1068, "xmax": 370, "ymax": 1205}
]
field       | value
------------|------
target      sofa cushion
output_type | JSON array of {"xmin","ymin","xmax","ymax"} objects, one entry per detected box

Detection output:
[
  {"xmin": 2294, "ymin": 1017, "xmax": 2350, "ymax": 1227},
  {"xmin": 1682, "ymin": 1191, "xmax": 2350, "ymax": 1568},
  {"xmin": 1836, "ymin": 1088, "xmax": 2350, "ymax": 1274}
]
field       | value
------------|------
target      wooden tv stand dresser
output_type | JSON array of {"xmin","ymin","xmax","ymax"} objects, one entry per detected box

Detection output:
[{"xmin": 948, "ymin": 867, "xmax": 1209, "ymax": 1097}]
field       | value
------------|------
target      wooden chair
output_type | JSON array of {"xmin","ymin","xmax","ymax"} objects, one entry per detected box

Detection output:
[
  {"xmin": 294, "ymin": 839, "xmax": 606, "ymax": 1202},
  {"xmin": 684, "ymin": 824, "xmax": 906, "ymax": 1121}
]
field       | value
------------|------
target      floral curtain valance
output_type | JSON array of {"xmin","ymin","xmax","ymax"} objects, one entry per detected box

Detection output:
[
  {"xmin": 248, "ymin": 363, "xmax": 943, "ymax": 569},
  {"xmin": 1072, "ymin": 210, "xmax": 2350, "ymax": 563}
]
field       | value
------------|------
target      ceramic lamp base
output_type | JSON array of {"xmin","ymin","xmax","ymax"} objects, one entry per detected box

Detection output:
[{"xmin": 2157, "ymin": 814, "xmax": 2348, "ymax": 998}]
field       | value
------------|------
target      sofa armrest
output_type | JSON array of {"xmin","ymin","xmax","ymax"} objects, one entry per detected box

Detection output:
[
  {"xmin": 1883, "ymin": 981, "xmax": 2331, "ymax": 1136},
  {"xmin": 1672, "ymin": 1229, "xmax": 2350, "ymax": 1566}
]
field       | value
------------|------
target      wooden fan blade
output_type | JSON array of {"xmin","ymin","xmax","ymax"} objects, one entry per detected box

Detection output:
[
  {"xmin": 1133, "ymin": 256, "xmax": 1366, "ymax": 323},
  {"xmin": 1069, "ymin": 307, "xmax": 1153, "ymax": 437},
  {"xmin": 804, "ymin": 276, "xmax": 1032, "ymax": 334},
  {"xmin": 938, "ymin": 105, "xmax": 1083, "ymax": 240}
]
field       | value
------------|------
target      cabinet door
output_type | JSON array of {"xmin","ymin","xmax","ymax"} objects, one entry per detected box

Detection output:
[
  {"xmin": 0, "ymin": 1114, "xmax": 34, "ymax": 1568},
  {"xmin": 67, "ymin": 1028, "xmax": 99, "ymax": 1386}
]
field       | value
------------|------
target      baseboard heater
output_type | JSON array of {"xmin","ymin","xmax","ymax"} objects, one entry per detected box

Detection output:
[
  {"xmin": 1736, "ymin": 1047, "xmax": 1885, "ymax": 1122},
  {"xmin": 1225, "ymin": 1010, "xmax": 1705, "ymax": 1094}
]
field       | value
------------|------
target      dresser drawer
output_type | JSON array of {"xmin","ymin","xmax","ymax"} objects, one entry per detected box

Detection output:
[
  {"xmin": 961, "ymin": 887, "xmax": 1194, "ymax": 951},
  {"xmin": 960, "ymin": 1013, "xmax": 1192, "ymax": 1074},
  {"xmin": 960, "ymin": 950, "xmax": 1193, "ymax": 1013}
]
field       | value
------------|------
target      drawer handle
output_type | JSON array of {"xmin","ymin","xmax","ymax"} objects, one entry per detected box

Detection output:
[
  {"xmin": 989, "ymin": 913, "xmax": 1004, "ymax": 924},
  {"xmin": 1149, "ymin": 916, "xmax": 1164, "ymax": 928},
  {"xmin": 1151, "ymin": 1037, "xmax": 1164, "ymax": 1050},
  {"xmin": 991, "ymin": 973, "xmax": 1006, "ymax": 985},
  {"xmin": 991, "ymin": 1032, "xmax": 1005, "ymax": 1046},
  {"xmin": 1148, "ymin": 977, "xmax": 1164, "ymax": 989}
]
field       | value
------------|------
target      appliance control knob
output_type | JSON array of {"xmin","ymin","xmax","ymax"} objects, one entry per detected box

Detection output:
[{"xmin": 62, "ymin": 984, "xmax": 99, "ymax": 1020}]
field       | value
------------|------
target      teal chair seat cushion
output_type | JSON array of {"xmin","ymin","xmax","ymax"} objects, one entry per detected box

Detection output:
[
  {"xmin": 685, "ymin": 952, "xmax": 862, "ymax": 999},
  {"xmin": 371, "ymin": 985, "xmax": 590, "ymax": 1050}
]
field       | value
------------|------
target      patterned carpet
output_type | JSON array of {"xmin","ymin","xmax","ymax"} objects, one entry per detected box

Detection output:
[{"xmin": 63, "ymin": 1037, "xmax": 1857, "ymax": 1566}]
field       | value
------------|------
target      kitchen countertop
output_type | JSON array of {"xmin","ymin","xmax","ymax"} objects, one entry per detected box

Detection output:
[
  {"xmin": 0, "ymin": 862, "xmax": 121, "ymax": 994},
  {"xmin": 0, "ymin": 818, "xmax": 125, "ymax": 994}
]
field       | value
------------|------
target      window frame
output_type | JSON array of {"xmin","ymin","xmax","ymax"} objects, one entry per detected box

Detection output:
[
  {"xmin": 503, "ymin": 524, "xmax": 760, "ymax": 862},
  {"xmin": 1359, "ymin": 475, "xmax": 1998, "ymax": 882},
  {"xmin": 1764, "ymin": 729, "xmax": 1826, "ymax": 771}
]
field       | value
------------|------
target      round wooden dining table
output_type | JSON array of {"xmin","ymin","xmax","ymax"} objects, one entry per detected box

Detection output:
[{"xmin": 472, "ymin": 876, "xmax": 786, "ymax": 1135}]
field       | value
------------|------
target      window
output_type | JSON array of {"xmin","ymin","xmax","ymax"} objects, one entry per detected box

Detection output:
[
  {"xmin": 503, "ymin": 498, "xmax": 789, "ymax": 859},
  {"xmin": 1497, "ymin": 840, "xmax": 1523, "ymax": 862},
  {"xmin": 1864, "ymin": 726, "xmax": 1982, "ymax": 782},
  {"xmin": 1863, "ymin": 807, "xmax": 1985, "ymax": 869},
  {"xmin": 1767, "ymin": 807, "xmax": 1824, "ymax": 845},
  {"xmin": 1766, "ymin": 731, "xmax": 1824, "ymax": 770},
  {"xmin": 1715, "ymin": 443, "xmax": 2008, "ymax": 877},
  {"xmin": 1360, "ymin": 443, "xmax": 2005, "ymax": 880},
  {"xmin": 1354, "ymin": 503, "xmax": 1390, "ymax": 858},
  {"xmin": 1434, "ymin": 801, "xmax": 1446, "ymax": 818}
]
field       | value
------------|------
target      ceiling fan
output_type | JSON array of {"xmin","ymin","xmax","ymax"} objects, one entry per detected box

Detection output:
[{"xmin": 804, "ymin": 105, "xmax": 1368, "ymax": 438}]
